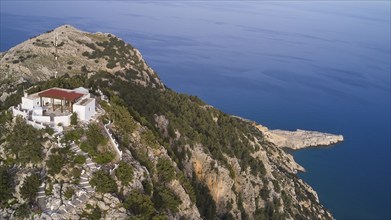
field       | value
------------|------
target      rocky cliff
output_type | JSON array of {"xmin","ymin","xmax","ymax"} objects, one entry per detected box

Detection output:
[{"xmin": 0, "ymin": 25, "xmax": 342, "ymax": 220}]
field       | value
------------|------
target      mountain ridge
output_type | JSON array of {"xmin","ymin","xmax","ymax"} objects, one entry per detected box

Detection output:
[{"xmin": 0, "ymin": 24, "xmax": 164, "ymax": 103}]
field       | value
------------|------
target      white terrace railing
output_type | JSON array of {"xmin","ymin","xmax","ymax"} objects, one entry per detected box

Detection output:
[
  {"xmin": 104, "ymin": 121, "xmax": 123, "ymax": 160},
  {"xmin": 12, "ymin": 106, "xmax": 28, "ymax": 119}
]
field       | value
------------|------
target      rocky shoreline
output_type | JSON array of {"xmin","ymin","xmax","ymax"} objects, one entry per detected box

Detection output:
[{"xmin": 255, "ymin": 124, "xmax": 344, "ymax": 150}]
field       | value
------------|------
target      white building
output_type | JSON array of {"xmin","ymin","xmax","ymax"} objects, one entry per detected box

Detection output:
[
  {"xmin": 12, "ymin": 87, "xmax": 96, "ymax": 126},
  {"xmin": 73, "ymin": 98, "xmax": 95, "ymax": 121}
]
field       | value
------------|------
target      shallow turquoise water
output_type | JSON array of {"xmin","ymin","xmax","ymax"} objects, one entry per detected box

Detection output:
[{"xmin": 1, "ymin": 2, "xmax": 390, "ymax": 219}]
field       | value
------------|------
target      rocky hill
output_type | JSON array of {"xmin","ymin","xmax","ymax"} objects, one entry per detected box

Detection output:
[
  {"xmin": 0, "ymin": 25, "xmax": 341, "ymax": 220},
  {"xmin": 0, "ymin": 25, "xmax": 163, "ymax": 102}
]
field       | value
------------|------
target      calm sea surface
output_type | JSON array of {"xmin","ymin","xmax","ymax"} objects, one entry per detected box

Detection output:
[{"xmin": 1, "ymin": 2, "xmax": 390, "ymax": 219}]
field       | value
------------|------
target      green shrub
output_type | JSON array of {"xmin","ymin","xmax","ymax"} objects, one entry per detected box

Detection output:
[
  {"xmin": 45, "ymin": 183, "xmax": 53, "ymax": 196},
  {"xmin": 90, "ymin": 206, "xmax": 102, "ymax": 219},
  {"xmin": 70, "ymin": 112, "xmax": 78, "ymax": 125},
  {"xmin": 73, "ymin": 155, "xmax": 86, "ymax": 165},
  {"xmin": 5, "ymin": 117, "xmax": 43, "ymax": 164},
  {"xmin": 71, "ymin": 168, "xmax": 81, "ymax": 179},
  {"xmin": 94, "ymin": 152, "xmax": 114, "ymax": 164},
  {"xmin": 47, "ymin": 154, "xmax": 66, "ymax": 175},
  {"xmin": 90, "ymin": 170, "xmax": 117, "ymax": 193},
  {"xmin": 141, "ymin": 130, "xmax": 159, "ymax": 149},
  {"xmin": 272, "ymin": 180, "xmax": 281, "ymax": 193},
  {"xmin": 115, "ymin": 161, "xmax": 134, "ymax": 185},
  {"xmin": 129, "ymin": 148, "xmax": 153, "ymax": 174},
  {"xmin": 79, "ymin": 124, "xmax": 113, "ymax": 164},
  {"xmin": 260, "ymin": 187, "xmax": 269, "ymax": 200},
  {"xmin": 45, "ymin": 127, "xmax": 55, "ymax": 135},
  {"xmin": 20, "ymin": 173, "xmax": 40, "ymax": 202},
  {"xmin": 80, "ymin": 142, "xmax": 94, "ymax": 155},
  {"xmin": 64, "ymin": 187, "xmax": 74, "ymax": 199},
  {"xmin": 124, "ymin": 191, "xmax": 154, "ymax": 218},
  {"xmin": 106, "ymin": 60, "xmax": 116, "ymax": 69},
  {"xmin": 0, "ymin": 166, "xmax": 13, "ymax": 206},
  {"xmin": 156, "ymin": 158, "xmax": 175, "ymax": 183},
  {"xmin": 151, "ymin": 215, "xmax": 169, "ymax": 220},
  {"xmin": 81, "ymin": 205, "xmax": 102, "ymax": 220},
  {"xmin": 177, "ymin": 172, "xmax": 196, "ymax": 203},
  {"xmin": 142, "ymin": 179, "xmax": 153, "ymax": 196},
  {"xmin": 153, "ymin": 184, "xmax": 181, "ymax": 212},
  {"xmin": 15, "ymin": 203, "xmax": 31, "ymax": 218},
  {"xmin": 86, "ymin": 123, "xmax": 107, "ymax": 148},
  {"xmin": 106, "ymin": 102, "xmax": 136, "ymax": 135}
]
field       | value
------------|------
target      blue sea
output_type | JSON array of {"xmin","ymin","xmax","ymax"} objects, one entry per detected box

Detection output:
[{"xmin": 1, "ymin": 2, "xmax": 390, "ymax": 219}]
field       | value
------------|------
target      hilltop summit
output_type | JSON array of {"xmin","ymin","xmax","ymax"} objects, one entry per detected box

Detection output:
[{"xmin": 0, "ymin": 24, "xmax": 164, "ymax": 102}]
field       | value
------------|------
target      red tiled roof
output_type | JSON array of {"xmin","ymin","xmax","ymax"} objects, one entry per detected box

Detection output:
[{"xmin": 39, "ymin": 89, "xmax": 84, "ymax": 102}]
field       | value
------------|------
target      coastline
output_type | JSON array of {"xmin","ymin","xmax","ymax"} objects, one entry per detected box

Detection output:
[{"xmin": 254, "ymin": 124, "xmax": 344, "ymax": 150}]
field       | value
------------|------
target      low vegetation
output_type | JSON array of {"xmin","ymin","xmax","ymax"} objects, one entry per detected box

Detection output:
[
  {"xmin": 47, "ymin": 147, "xmax": 75, "ymax": 176},
  {"xmin": 70, "ymin": 112, "xmax": 78, "ymax": 125},
  {"xmin": 0, "ymin": 166, "xmax": 14, "ymax": 207},
  {"xmin": 124, "ymin": 190, "xmax": 154, "ymax": 218},
  {"xmin": 5, "ymin": 117, "xmax": 44, "ymax": 165},
  {"xmin": 115, "ymin": 161, "xmax": 134, "ymax": 186},
  {"xmin": 80, "ymin": 123, "xmax": 114, "ymax": 164},
  {"xmin": 20, "ymin": 173, "xmax": 40, "ymax": 203},
  {"xmin": 156, "ymin": 158, "xmax": 176, "ymax": 183},
  {"xmin": 81, "ymin": 36, "xmax": 136, "ymax": 70},
  {"xmin": 89, "ymin": 170, "xmax": 117, "ymax": 193}
]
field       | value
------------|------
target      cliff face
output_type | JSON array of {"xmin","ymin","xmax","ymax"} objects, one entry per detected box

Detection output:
[{"xmin": 0, "ymin": 25, "xmax": 340, "ymax": 220}]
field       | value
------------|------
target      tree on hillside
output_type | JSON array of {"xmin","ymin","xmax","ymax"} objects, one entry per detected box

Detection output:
[
  {"xmin": 152, "ymin": 184, "xmax": 181, "ymax": 212},
  {"xmin": 124, "ymin": 190, "xmax": 155, "ymax": 218},
  {"xmin": 46, "ymin": 154, "xmax": 66, "ymax": 175},
  {"xmin": 86, "ymin": 123, "xmax": 107, "ymax": 148},
  {"xmin": 70, "ymin": 112, "xmax": 78, "ymax": 125},
  {"xmin": 115, "ymin": 161, "xmax": 134, "ymax": 185},
  {"xmin": 156, "ymin": 158, "xmax": 175, "ymax": 183},
  {"xmin": 5, "ymin": 117, "xmax": 43, "ymax": 164},
  {"xmin": 14, "ymin": 203, "xmax": 31, "ymax": 218},
  {"xmin": 0, "ymin": 166, "xmax": 14, "ymax": 206},
  {"xmin": 20, "ymin": 173, "xmax": 40, "ymax": 203},
  {"xmin": 89, "ymin": 170, "xmax": 117, "ymax": 193}
]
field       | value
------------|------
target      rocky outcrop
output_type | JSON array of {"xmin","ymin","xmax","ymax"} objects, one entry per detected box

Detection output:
[
  {"xmin": 180, "ymin": 139, "xmax": 332, "ymax": 219},
  {"xmin": 188, "ymin": 144, "xmax": 237, "ymax": 216},
  {"xmin": 255, "ymin": 124, "xmax": 343, "ymax": 150},
  {"xmin": 169, "ymin": 179, "xmax": 202, "ymax": 220}
]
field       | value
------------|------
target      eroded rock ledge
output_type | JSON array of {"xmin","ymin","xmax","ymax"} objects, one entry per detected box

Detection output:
[{"xmin": 255, "ymin": 124, "xmax": 344, "ymax": 150}]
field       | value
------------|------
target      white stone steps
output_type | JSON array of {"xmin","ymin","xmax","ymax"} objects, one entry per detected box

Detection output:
[
  {"xmin": 79, "ymin": 181, "xmax": 90, "ymax": 185},
  {"xmin": 67, "ymin": 201, "xmax": 76, "ymax": 208}
]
